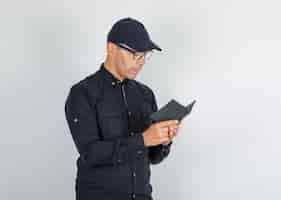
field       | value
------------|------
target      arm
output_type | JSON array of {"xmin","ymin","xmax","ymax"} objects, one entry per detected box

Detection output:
[
  {"xmin": 64, "ymin": 86, "xmax": 145, "ymax": 168},
  {"xmin": 148, "ymin": 91, "xmax": 173, "ymax": 165}
]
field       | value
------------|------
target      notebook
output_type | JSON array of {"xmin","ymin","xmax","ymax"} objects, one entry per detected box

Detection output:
[{"xmin": 149, "ymin": 99, "xmax": 196, "ymax": 123}]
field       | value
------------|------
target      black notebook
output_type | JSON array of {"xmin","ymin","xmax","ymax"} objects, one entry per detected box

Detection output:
[{"xmin": 149, "ymin": 99, "xmax": 196, "ymax": 123}]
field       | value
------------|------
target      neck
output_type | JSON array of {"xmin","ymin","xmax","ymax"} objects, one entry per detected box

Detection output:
[{"xmin": 104, "ymin": 58, "xmax": 124, "ymax": 81}]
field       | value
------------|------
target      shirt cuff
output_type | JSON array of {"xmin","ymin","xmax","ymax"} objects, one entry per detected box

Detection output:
[
  {"xmin": 161, "ymin": 141, "xmax": 173, "ymax": 154},
  {"xmin": 128, "ymin": 133, "xmax": 146, "ymax": 150},
  {"xmin": 163, "ymin": 141, "xmax": 173, "ymax": 147}
]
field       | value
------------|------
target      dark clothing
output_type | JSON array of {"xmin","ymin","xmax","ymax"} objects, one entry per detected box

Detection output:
[{"xmin": 64, "ymin": 63, "xmax": 172, "ymax": 200}]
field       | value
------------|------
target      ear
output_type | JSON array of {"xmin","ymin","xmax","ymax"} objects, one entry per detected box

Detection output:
[{"xmin": 107, "ymin": 42, "xmax": 117, "ymax": 56}]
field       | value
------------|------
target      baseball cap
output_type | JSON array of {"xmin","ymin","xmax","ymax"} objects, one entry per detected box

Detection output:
[{"xmin": 107, "ymin": 17, "xmax": 162, "ymax": 52}]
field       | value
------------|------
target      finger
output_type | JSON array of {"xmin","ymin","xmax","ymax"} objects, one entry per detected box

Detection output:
[
  {"xmin": 173, "ymin": 129, "xmax": 178, "ymax": 136},
  {"xmin": 172, "ymin": 126, "xmax": 178, "ymax": 133},
  {"xmin": 168, "ymin": 131, "xmax": 175, "ymax": 139},
  {"xmin": 160, "ymin": 135, "xmax": 170, "ymax": 144},
  {"xmin": 168, "ymin": 131, "xmax": 175, "ymax": 141},
  {"xmin": 168, "ymin": 126, "xmax": 177, "ymax": 133},
  {"xmin": 168, "ymin": 132, "xmax": 173, "ymax": 140},
  {"xmin": 171, "ymin": 124, "xmax": 180, "ymax": 128},
  {"xmin": 163, "ymin": 140, "xmax": 171, "ymax": 146},
  {"xmin": 164, "ymin": 135, "xmax": 170, "ymax": 141},
  {"xmin": 171, "ymin": 127, "xmax": 179, "ymax": 137},
  {"xmin": 160, "ymin": 127, "xmax": 169, "ymax": 134},
  {"xmin": 158, "ymin": 120, "xmax": 179, "ymax": 128},
  {"xmin": 173, "ymin": 127, "xmax": 179, "ymax": 135}
]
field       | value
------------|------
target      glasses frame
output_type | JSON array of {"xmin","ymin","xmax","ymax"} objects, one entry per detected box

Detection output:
[{"xmin": 116, "ymin": 43, "xmax": 153, "ymax": 61}]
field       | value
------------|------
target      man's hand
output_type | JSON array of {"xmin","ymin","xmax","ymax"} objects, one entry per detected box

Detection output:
[
  {"xmin": 143, "ymin": 120, "xmax": 179, "ymax": 147},
  {"xmin": 163, "ymin": 123, "xmax": 180, "ymax": 145},
  {"xmin": 162, "ymin": 121, "xmax": 180, "ymax": 145}
]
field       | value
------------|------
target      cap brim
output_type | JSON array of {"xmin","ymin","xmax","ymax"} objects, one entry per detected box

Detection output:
[
  {"xmin": 139, "ymin": 40, "xmax": 162, "ymax": 52},
  {"xmin": 150, "ymin": 41, "xmax": 162, "ymax": 51}
]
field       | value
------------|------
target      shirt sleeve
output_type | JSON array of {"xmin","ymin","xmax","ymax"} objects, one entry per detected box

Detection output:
[
  {"xmin": 148, "ymin": 90, "xmax": 173, "ymax": 165},
  {"xmin": 64, "ymin": 85, "xmax": 146, "ymax": 168}
]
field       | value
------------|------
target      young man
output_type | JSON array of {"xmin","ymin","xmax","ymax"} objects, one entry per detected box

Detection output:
[{"xmin": 64, "ymin": 17, "xmax": 180, "ymax": 200}]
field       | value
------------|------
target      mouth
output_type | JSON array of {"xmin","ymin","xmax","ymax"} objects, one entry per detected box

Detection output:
[{"xmin": 129, "ymin": 71, "xmax": 138, "ymax": 76}]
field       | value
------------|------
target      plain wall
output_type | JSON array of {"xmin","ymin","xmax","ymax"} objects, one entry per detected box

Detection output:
[{"xmin": 1, "ymin": 0, "xmax": 281, "ymax": 199}]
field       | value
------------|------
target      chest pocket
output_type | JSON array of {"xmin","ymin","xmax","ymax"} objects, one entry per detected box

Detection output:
[{"xmin": 100, "ymin": 113, "xmax": 127, "ymax": 139}]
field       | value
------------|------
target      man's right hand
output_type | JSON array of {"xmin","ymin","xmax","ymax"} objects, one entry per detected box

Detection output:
[{"xmin": 142, "ymin": 120, "xmax": 179, "ymax": 147}]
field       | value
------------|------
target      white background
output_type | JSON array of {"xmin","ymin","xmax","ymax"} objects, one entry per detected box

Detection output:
[{"xmin": 1, "ymin": 0, "xmax": 281, "ymax": 199}]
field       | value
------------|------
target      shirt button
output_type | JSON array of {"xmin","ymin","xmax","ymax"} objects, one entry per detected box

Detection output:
[
  {"xmin": 130, "ymin": 132, "xmax": 134, "ymax": 136},
  {"xmin": 137, "ymin": 150, "xmax": 143, "ymax": 155},
  {"xmin": 112, "ymin": 82, "xmax": 116, "ymax": 86},
  {"xmin": 73, "ymin": 118, "xmax": 78, "ymax": 123},
  {"xmin": 132, "ymin": 194, "xmax": 136, "ymax": 199},
  {"xmin": 133, "ymin": 172, "xmax": 136, "ymax": 177}
]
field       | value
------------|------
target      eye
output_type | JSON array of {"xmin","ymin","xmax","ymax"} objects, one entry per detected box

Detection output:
[{"xmin": 134, "ymin": 53, "xmax": 145, "ymax": 60}]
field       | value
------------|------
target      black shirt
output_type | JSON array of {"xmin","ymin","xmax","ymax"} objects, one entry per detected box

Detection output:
[{"xmin": 64, "ymin": 63, "xmax": 172, "ymax": 200}]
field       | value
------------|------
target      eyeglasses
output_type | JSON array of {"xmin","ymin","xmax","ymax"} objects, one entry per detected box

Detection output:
[{"xmin": 116, "ymin": 43, "xmax": 153, "ymax": 61}]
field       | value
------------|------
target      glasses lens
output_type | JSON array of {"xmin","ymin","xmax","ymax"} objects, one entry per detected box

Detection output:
[
  {"xmin": 117, "ymin": 43, "xmax": 154, "ymax": 61},
  {"xmin": 145, "ymin": 51, "xmax": 153, "ymax": 60},
  {"xmin": 134, "ymin": 53, "xmax": 145, "ymax": 60},
  {"xmin": 134, "ymin": 51, "xmax": 154, "ymax": 61}
]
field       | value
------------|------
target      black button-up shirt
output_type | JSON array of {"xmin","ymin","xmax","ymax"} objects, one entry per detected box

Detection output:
[{"xmin": 64, "ymin": 63, "xmax": 172, "ymax": 200}]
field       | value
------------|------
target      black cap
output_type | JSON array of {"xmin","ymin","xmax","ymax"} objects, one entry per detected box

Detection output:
[{"xmin": 107, "ymin": 17, "xmax": 162, "ymax": 52}]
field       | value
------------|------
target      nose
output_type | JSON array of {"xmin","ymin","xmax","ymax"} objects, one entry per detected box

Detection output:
[
  {"xmin": 137, "ymin": 57, "xmax": 145, "ymax": 65},
  {"xmin": 132, "ymin": 63, "xmax": 143, "ymax": 73}
]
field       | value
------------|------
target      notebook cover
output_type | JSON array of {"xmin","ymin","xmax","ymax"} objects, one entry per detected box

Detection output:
[{"xmin": 149, "ymin": 99, "xmax": 196, "ymax": 123}]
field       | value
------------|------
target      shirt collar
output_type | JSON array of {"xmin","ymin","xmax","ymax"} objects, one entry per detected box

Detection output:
[{"xmin": 100, "ymin": 63, "xmax": 130, "ymax": 86}]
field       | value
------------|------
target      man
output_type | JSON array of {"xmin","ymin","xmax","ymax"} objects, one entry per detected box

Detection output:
[{"xmin": 64, "ymin": 17, "xmax": 180, "ymax": 200}]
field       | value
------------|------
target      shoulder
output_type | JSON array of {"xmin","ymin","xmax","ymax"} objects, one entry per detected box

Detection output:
[
  {"xmin": 67, "ymin": 70, "xmax": 104, "ymax": 103},
  {"xmin": 73, "ymin": 70, "xmax": 102, "ymax": 89}
]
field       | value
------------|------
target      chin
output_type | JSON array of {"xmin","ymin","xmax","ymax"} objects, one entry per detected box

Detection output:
[{"xmin": 127, "ymin": 73, "xmax": 137, "ymax": 80}]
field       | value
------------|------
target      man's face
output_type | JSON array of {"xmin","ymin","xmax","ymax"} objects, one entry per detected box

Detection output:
[{"xmin": 114, "ymin": 44, "xmax": 146, "ymax": 80}]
